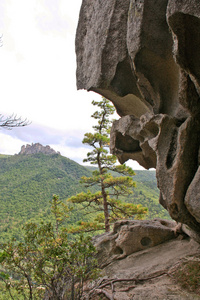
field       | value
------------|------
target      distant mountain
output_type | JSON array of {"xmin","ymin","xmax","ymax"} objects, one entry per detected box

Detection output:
[
  {"xmin": 85, "ymin": 166, "xmax": 169, "ymax": 220},
  {"xmin": 18, "ymin": 143, "xmax": 61, "ymax": 155},
  {"xmin": 0, "ymin": 145, "xmax": 170, "ymax": 242},
  {"xmin": 0, "ymin": 149, "xmax": 92, "ymax": 242}
]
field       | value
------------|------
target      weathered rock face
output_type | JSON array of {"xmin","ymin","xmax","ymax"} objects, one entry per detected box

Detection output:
[
  {"xmin": 94, "ymin": 219, "xmax": 178, "ymax": 267},
  {"xmin": 76, "ymin": 0, "xmax": 200, "ymax": 235},
  {"xmin": 101, "ymin": 237, "xmax": 200, "ymax": 300},
  {"xmin": 18, "ymin": 143, "xmax": 60, "ymax": 156}
]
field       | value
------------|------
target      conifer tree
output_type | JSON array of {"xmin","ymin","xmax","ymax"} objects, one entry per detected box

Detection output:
[
  {"xmin": 68, "ymin": 98, "xmax": 147, "ymax": 232},
  {"xmin": 0, "ymin": 195, "xmax": 99, "ymax": 300}
]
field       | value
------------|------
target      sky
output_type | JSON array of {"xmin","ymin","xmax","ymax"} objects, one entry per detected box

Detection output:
[{"xmin": 0, "ymin": 0, "xmax": 144, "ymax": 170}]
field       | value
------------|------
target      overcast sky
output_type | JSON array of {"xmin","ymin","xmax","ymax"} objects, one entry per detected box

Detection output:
[{"xmin": 0, "ymin": 0, "xmax": 144, "ymax": 170}]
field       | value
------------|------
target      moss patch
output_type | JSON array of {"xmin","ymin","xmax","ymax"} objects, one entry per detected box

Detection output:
[{"xmin": 172, "ymin": 257, "xmax": 200, "ymax": 294}]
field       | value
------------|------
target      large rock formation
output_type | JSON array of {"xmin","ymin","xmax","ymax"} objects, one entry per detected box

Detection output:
[
  {"xmin": 98, "ymin": 236, "xmax": 200, "ymax": 299},
  {"xmin": 76, "ymin": 0, "xmax": 200, "ymax": 236},
  {"xmin": 89, "ymin": 219, "xmax": 200, "ymax": 299},
  {"xmin": 94, "ymin": 219, "xmax": 178, "ymax": 267},
  {"xmin": 18, "ymin": 143, "xmax": 60, "ymax": 156}
]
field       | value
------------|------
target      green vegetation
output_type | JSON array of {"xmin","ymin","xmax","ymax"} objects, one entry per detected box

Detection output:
[
  {"xmin": 0, "ymin": 195, "xmax": 99, "ymax": 300},
  {"xmin": 68, "ymin": 98, "xmax": 147, "ymax": 232},
  {"xmin": 0, "ymin": 99, "xmax": 171, "ymax": 299},
  {"xmin": 0, "ymin": 153, "xmax": 93, "ymax": 242},
  {"xmin": 0, "ymin": 153, "xmax": 170, "ymax": 243},
  {"xmin": 172, "ymin": 257, "xmax": 200, "ymax": 295},
  {"xmin": 0, "ymin": 104, "xmax": 170, "ymax": 242},
  {"xmin": 130, "ymin": 170, "xmax": 170, "ymax": 220}
]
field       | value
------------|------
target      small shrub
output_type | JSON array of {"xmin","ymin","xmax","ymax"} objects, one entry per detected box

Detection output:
[{"xmin": 172, "ymin": 258, "xmax": 200, "ymax": 294}]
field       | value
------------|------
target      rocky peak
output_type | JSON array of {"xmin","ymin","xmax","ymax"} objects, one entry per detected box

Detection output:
[{"xmin": 18, "ymin": 143, "xmax": 60, "ymax": 156}]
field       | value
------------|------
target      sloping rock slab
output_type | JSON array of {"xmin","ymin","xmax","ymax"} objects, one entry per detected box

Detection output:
[{"xmin": 102, "ymin": 238, "xmax": 200, "ymax": 300}]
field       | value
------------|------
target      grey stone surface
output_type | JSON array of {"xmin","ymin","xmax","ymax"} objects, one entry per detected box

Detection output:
[
  {"xmin": 76, "ymin": 0, "xmax": 200, "ymax": 235},
  {"xmin": 18, "ymin": 143, "xmax": 60, "ymax": 155},
  {"xmin": 94, "ymin": 233, "xmax": 200, "ymax": 299},
  {"xmin": 185, "ymin": 167, "xmax": 200, "ymax": 223},
  {"xmin": 94, "ymin": 219, "xmax": 177, "ymax": 267}
]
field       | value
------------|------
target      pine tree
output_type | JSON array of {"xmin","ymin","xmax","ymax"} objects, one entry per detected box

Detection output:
[
  {"xmin": 68, "ymin": 98, "xmax": 147, "ymax": 232},
  {"xmin": 0, "ymin": 195, "xmax": 99, "ymax": 300}
]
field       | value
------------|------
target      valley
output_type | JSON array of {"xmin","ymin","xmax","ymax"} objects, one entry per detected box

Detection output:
[{"xmin": 0, "ymin": 151, "xmax": 169, "ymax": 243}]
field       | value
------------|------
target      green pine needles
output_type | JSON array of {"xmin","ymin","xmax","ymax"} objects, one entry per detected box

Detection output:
[
  {"xmin": 68, "ymin": 97, "xmax": 147, "ymax": 232},
  {"xmin": 0, "ymin": 195, "xmax": 99, "ymax": 300}
]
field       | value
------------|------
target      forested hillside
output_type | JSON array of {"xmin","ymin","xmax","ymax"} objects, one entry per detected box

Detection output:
[
  {"xmin": 0, "ymin": 153, "xmax": 170, "ymax": 243},
  {"xmin": 131, "ymin": 170, "xmax": 169, "ymax": 220},
  {"xmin": 0, "ymin": 153, "xmax": 93, "ymax": 242}
]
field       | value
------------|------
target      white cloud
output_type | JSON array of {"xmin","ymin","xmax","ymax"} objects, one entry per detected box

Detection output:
[
  {"xmin": 0, "ymin": 0, "xmax": 144, "ymax": 170},
  {"xmin": 50, "ymin": 143, "xmax": 89, "ymax": 165},
  {"xmin": 0, "ymin": 0, "xmax": 97, "ymax": 130},
  {"xmin": 0, "ymin": 131, "xmax": 25, "ymax": 154}
]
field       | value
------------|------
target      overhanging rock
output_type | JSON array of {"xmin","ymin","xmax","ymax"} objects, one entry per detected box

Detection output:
[{"xmin": 76, "ymin": 0, "xmax": 200, "ymax": 236}]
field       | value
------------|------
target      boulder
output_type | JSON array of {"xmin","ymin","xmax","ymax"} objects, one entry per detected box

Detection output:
[
  {"xmin": 94, "ymin": 219, "xmax": 177, "ymax": 267},
  {"xmin": 76, "ymin": 0, "xmax": 200, "ymax": 236}
]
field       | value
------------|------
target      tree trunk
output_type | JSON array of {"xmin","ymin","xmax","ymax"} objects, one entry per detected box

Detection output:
[
  {"xmin": 102, "ymin": 186, "xmax": 110, "ymax": 232},
  {"xmin": 97, "ymin": 150, "xmax": 110, "ymax": 232}
]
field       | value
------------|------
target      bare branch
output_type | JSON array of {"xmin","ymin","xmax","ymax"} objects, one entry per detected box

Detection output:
[{"xmin": 0, "ymin": 114, "xmax": 31, "ymax": 130}]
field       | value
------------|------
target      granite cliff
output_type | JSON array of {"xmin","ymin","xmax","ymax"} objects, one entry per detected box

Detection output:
[
  {"xmin": 18, "ymin": 143, "xmax": 60, "ymax": 156},
  {"xmin": 76, "ymin": 0, "xmax": 200, "ymax": 239}
]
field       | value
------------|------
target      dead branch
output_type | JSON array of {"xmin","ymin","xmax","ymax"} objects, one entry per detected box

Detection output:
[
  {"xmin": 0, "ymin": 114, "xmax": 31, "ymax": 130},
  {"xmin": 86, "ymin": 270, "xmax": 169, "ymax": 299}
]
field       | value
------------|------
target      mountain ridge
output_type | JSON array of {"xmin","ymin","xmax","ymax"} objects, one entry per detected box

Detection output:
[
  {"xmin": 0, "ymin": 151, "xmax": 93, "ymax": 242},
  {"xmin": 0, "ymin": 147, "xmax": 169, "ymax": 243}
]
